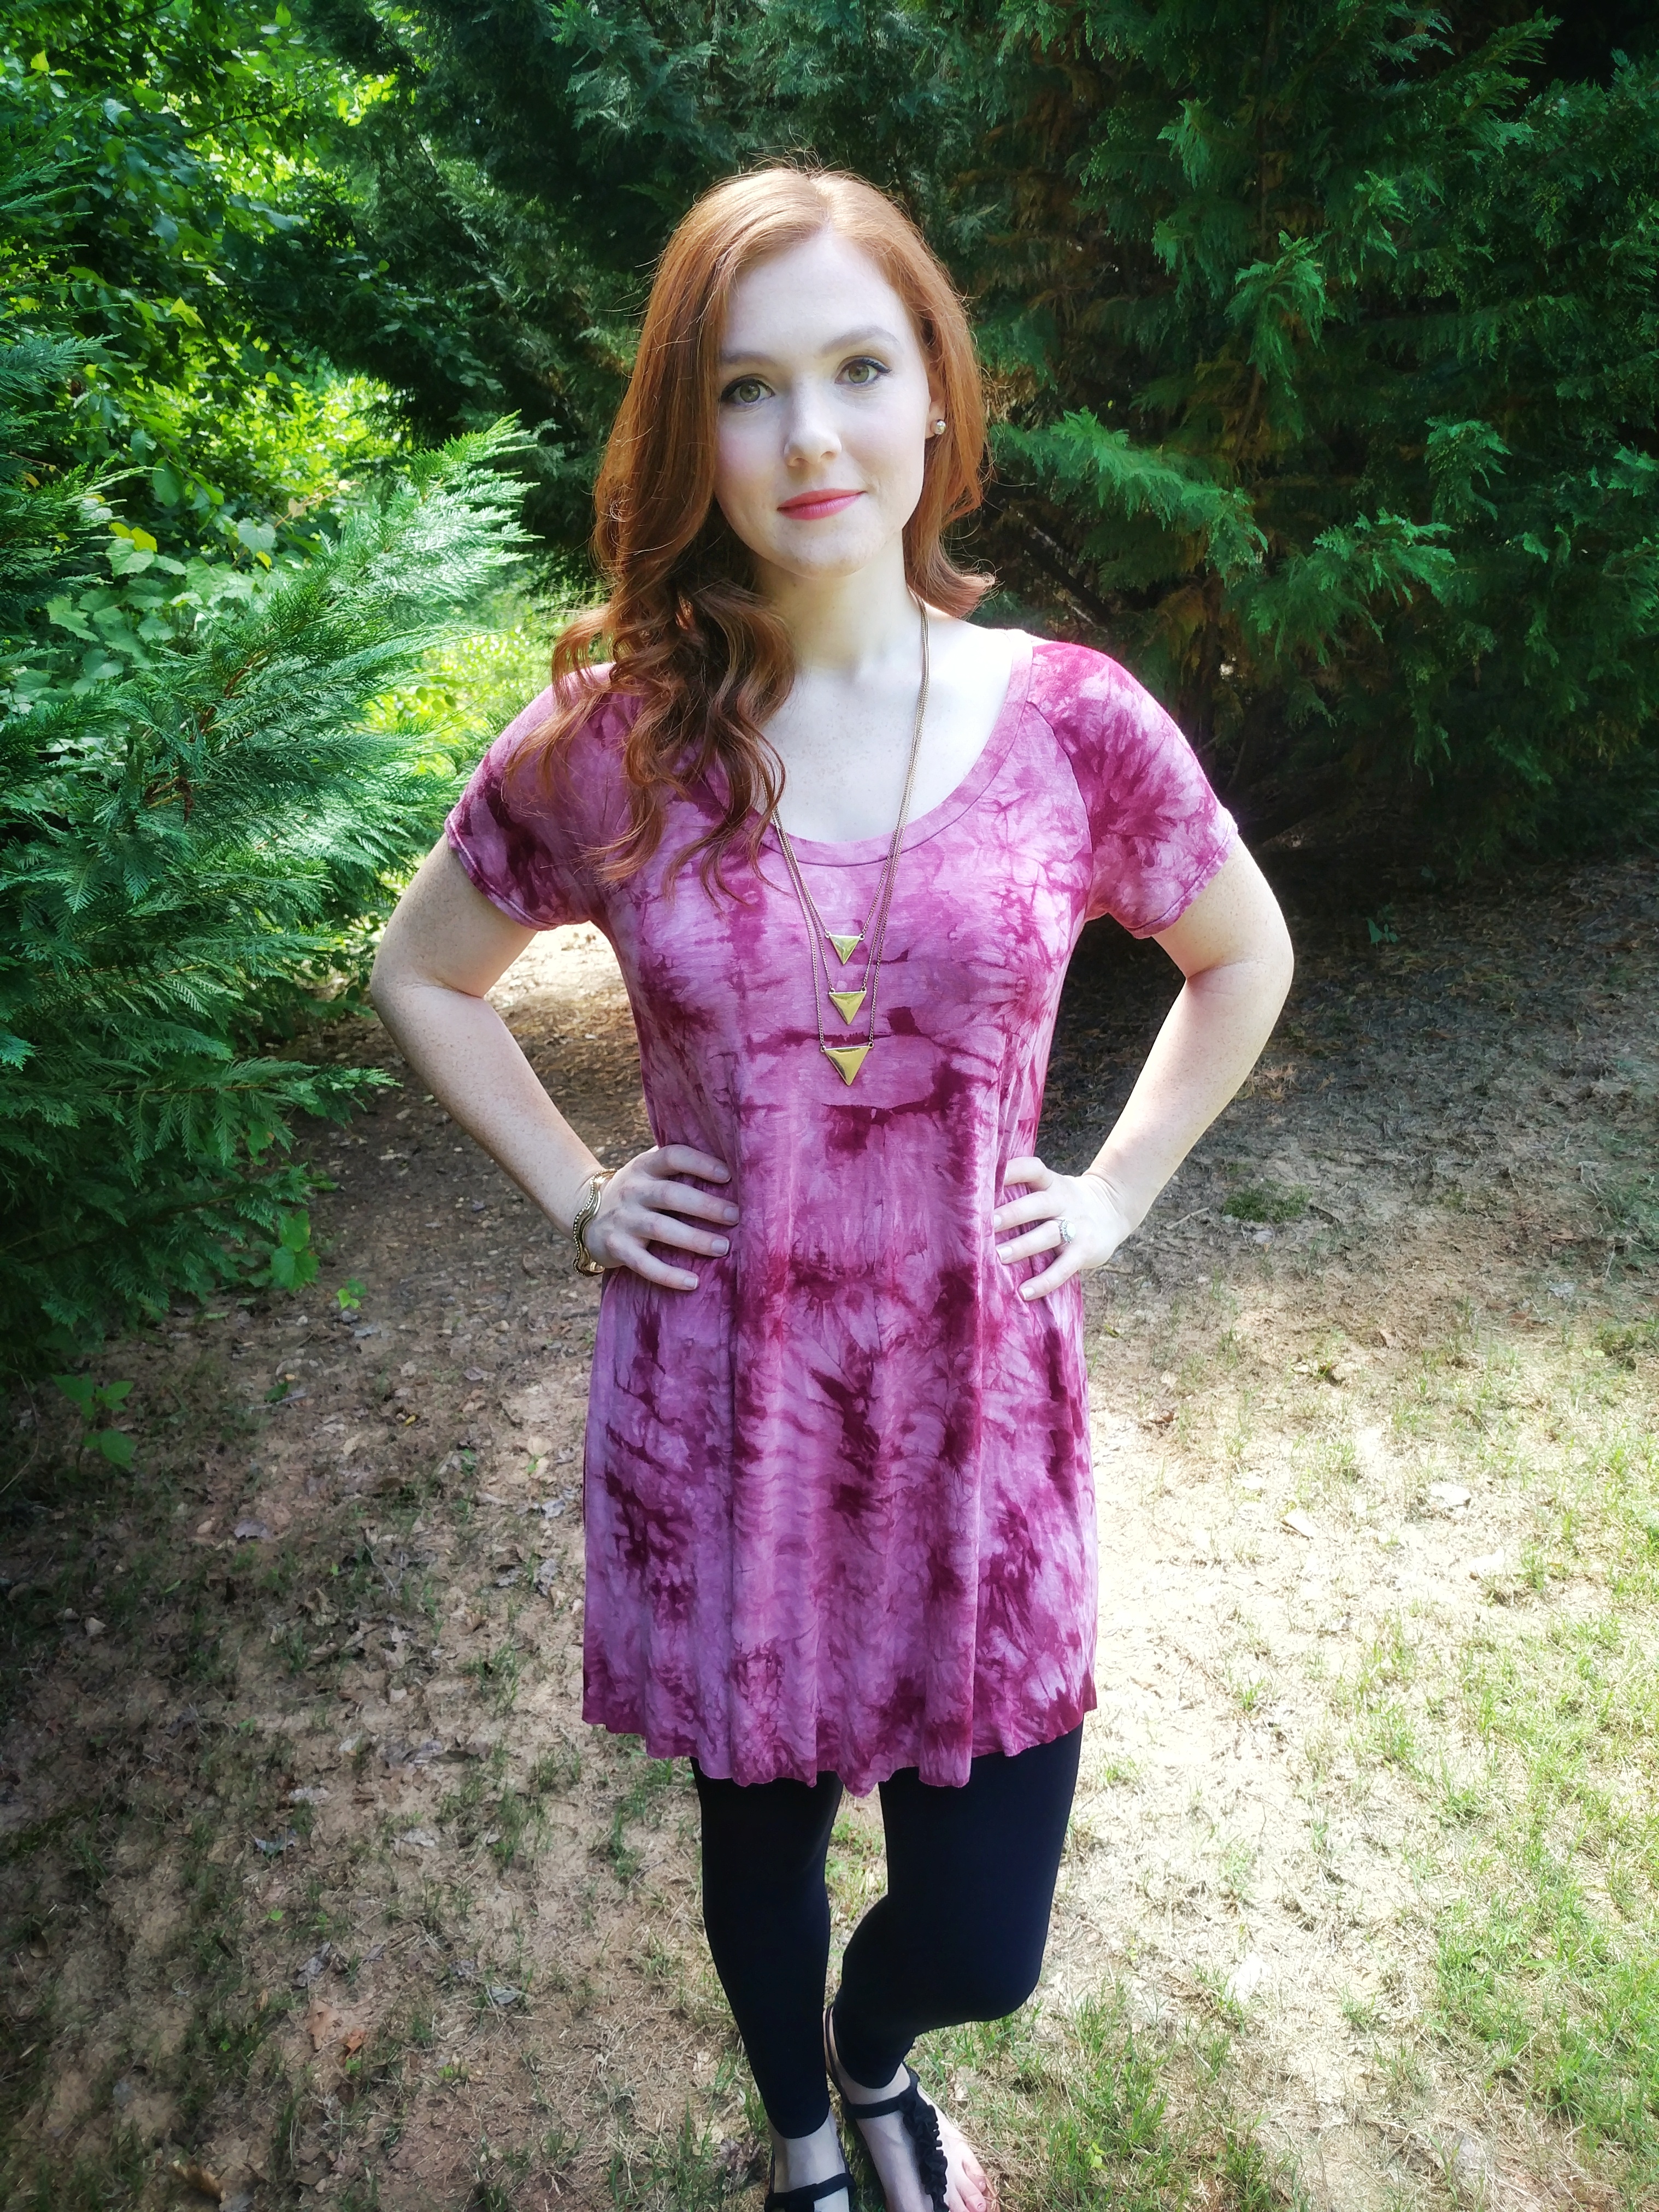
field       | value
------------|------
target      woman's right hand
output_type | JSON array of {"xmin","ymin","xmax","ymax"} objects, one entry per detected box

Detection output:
[{"xmin": 575, "ymin": 1145, "xmax": 738, "ymax": 1291}]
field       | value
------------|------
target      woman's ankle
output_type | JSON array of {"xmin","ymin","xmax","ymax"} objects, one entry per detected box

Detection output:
[
  {"xmin": 826, "ymin": 2004, "xmax": 907, "ymax": 2102},
  {"xmin": 769, "ymin": 2111, "xmax": 844, "ymax": 2191}
]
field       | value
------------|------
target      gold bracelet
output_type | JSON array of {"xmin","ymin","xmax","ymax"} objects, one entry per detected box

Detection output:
[{"xmin": 570, "ymin": 1168, "xmax": 614, "ymax": 1277}]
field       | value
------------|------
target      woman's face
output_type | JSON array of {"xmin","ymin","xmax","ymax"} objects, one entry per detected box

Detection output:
[{"xmin": 711, "ymin": 229, "xmax": 942, "ymax": 589}]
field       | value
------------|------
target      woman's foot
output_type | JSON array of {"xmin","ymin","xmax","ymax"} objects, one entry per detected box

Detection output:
[
  {"xmin": 825, "ymin": 2012, "xmax": 997, "ymax": 2212},
  {"xmin": 766, "ymin": 2113, "xmax": 852, "ymax": 2212}
]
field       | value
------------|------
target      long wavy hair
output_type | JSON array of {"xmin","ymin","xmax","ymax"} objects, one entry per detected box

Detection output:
[{"xmin": 525, "ymin": 165, "xmax": 991, "ymax": 886}]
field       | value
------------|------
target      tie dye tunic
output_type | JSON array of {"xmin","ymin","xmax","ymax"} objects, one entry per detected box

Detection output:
[{"xmin": 445, "ymin": 634, "xmax": 1235, "ymax": 1792}]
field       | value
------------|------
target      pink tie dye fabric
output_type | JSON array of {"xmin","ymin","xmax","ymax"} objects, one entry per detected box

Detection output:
[{"xmin": 445, "ymin": 633, "xmax": 1236, "ymax": 1791}]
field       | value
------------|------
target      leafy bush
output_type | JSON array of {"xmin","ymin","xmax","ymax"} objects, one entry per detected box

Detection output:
[{"xmin": 0, "ymin": 338, "xmax": 525, "ymax": 1370}]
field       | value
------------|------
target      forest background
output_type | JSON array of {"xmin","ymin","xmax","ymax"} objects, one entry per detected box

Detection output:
[{"xmin": 1, "ymin": 0, "xmax": 1656, "ymax": 1388}]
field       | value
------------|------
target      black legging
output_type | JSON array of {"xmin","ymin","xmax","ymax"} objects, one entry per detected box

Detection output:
[{"xmin": 693, "ymin": 1725, "xmax": 1083, "ymax": 2139}]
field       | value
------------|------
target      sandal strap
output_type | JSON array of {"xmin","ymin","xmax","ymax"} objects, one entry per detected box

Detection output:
[
  {"xmin": 823, "ymin": 2008, "xmax": 948, "ymax": 2212},
  {"xmin": 834, "ymin": 2062, "xmax": 920, "ymax": 2120},
  {"xmin": 763, "ymin": 2172, "xmax": 851, "ymax": 2212},
  {"xmin": 836, "ymin": 2063, "xmax": 949, "ymax": 2212}
]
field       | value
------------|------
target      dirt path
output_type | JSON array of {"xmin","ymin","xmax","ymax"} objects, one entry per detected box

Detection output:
[{"xmin": 1, "ymin": 855, "xmax": 1654, "ymax": 2210}]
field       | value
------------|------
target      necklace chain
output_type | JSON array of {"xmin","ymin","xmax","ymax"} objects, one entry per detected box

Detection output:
[{"xmin": 774, "ymin": 598, "xmax": 930, "ymax": 1085}]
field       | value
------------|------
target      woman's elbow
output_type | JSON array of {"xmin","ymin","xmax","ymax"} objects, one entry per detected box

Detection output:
[{"xmin": 367, "ymin": 933, "xmax": 413, "ymax": 1024}]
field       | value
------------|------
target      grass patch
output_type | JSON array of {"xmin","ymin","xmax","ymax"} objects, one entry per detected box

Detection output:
[
  {"xmin": 928, "ymin": 1992, "xmax": 1309, "ymax": 2211},
  {"xmin": 1221, "ymin": 1181, "xmax": 1309, "ymax": 1225},
  {"xmin": 601, "ymin": 1742, "xmax": 683, "ymax": 1887},
  {"xmin": 1432, "ymin": 1611, "xmax": 1659, "ymax": 2190},
  {"xmin": 606, "ymin": 2106, "xmax": 754, "ymax": 2209}
]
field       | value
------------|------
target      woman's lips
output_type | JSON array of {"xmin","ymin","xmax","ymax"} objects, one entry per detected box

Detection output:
[{"xmin": 776, "ymin": 489, "xmax": 864, "ymax": 520}]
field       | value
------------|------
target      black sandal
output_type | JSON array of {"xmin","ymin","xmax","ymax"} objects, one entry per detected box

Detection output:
[
  {"xmin": 763, "ymin": 2170, "xmax": 854, "ymax": 2212},
  {"xmin": 823, "ymin": 2007, "xmax": 950, "ymax": 2212}
]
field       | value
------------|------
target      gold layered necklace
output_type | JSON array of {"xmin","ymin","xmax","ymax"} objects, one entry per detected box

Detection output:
[{"xmin": 774, "ymin": 599, "xmax": 929, "ymax": 1086}]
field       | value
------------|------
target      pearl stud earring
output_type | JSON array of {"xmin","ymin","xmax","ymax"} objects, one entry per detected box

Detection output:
[{"xmin": 930, "ymin": 417, "xmax": 947, "ymax": 436}]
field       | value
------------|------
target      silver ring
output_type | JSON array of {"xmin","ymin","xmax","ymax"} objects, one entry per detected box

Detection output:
[{"xmin": 1057, "ymin": 1218, "xmax": 1075, "ymax": 1247}]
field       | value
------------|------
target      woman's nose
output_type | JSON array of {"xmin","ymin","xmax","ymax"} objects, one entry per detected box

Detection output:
[{"xmin": 782, "ymin": 387, "xmax": 842, "ymax": 465}]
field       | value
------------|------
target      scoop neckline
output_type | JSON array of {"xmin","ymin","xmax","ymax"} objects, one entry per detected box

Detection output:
[{"xmin": 761, "ymin": 630, "xmax": 1035, "ymax": 869}]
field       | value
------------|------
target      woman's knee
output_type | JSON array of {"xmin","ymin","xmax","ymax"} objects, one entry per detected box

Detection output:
[{"xmin": 921, "ymin": 1920, "xmax": 1047, "ymax": 2027}]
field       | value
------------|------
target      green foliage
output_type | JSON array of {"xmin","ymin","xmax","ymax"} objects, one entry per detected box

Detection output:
[
  {"xmin": 1, "ymin": 10, "xmax": 399, "ymax": 564},
  {"xmin": 0, "ymin": 323, "xmax": 525, "ymax": 1368},
  {"xmin": 964, "ymin": 4, "xmax": 1659, "ymax": 857},
  {"xmin": 281, "ymin": 0, "xmax": 1659, "ymax": 863},
  {"xmin": 51, "ymin": 1370, "xmax": 134, "ymax": 1464}
]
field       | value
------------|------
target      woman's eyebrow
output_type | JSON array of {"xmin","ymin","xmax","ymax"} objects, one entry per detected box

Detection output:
[{"xmin": 717, "ymin": 325, "xmax": 904, "ymax": 367}]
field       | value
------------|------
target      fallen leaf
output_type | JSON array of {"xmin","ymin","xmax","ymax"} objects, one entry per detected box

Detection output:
[
  {"xmin": 166, "ymin": 2161, "xmax": 224, "ymax": 2202},
  {"xmin": 307, "ymin": 1995, "xmax": 347, "ymax": 2051},
  {"xmin": 343, "ymin": 2027, "xmax": 366, "ymax": 2055}
]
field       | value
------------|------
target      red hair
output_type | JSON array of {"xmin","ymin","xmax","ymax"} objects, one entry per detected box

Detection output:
[{"xmin": 525, "ymin": 165, "xmax": 991, "ymax": 885}]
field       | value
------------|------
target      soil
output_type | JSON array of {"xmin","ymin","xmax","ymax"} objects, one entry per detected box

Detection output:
[{"xmin": 0, "ymin": 849, "xmax": 1654, "ymax": 2211}]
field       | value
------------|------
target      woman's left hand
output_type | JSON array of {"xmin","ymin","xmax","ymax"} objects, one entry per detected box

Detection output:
[{"xmin": 992, "ymin": 1156, "xmax": 1136, "ymax": 1301}]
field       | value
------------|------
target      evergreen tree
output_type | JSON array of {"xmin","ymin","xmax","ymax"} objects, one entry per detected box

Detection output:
[
  {"xmin": 962, "ymin": 2, "xmax": 1659, "ymax": 854},
  {"xmin": 0, "ymin": 343, "xmax": 524, "ymax": 1369},
  {"xmin": 284, "ymin": 0, "xmax": 1659, "ymax": 861}
]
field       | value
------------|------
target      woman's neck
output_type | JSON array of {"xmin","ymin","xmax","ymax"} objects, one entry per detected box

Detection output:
[{"xmin": 752, "ymin": 544, "xmax": 920, "ymax": 678}]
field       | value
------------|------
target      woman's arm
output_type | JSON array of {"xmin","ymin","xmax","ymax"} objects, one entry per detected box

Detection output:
[
  {"xmin": 992, "ymin": 842, "xmax": 1294, "ymax": 1300},
  {"xmin": 369, "ymin": 842, "xmax": 738, "ymax": 1290}
]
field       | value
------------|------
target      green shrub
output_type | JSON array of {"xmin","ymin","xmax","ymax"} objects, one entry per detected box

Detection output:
[{"xmin": 0, "ymin": 334, "xmax": 523, "ymax": 1370}]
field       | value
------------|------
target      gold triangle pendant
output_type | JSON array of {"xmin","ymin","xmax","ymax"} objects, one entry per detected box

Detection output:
[
  {"xmin": 828, "ymin": 987, "xmax": 867, "ymax": 1022},
  {"xmin": 822, "ymin": 1043, "xmax": 870, "ymax": 1085},
  {"xmin": 827, "ymin": 931, "xmax": 863, "ymax": 964}
]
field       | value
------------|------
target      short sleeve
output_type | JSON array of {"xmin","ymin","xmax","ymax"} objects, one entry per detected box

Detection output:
[
  {"xmin": 444, "ymin": 681, "xmax": 627, "ymax": 930},
  {"xmin": 1031, "ymin": 640, "xmax": 1237, "ymax": 935}
]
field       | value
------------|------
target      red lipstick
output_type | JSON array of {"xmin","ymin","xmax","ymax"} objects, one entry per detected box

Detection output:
[{"xmin": 776, "ymin": 489, "xmax": 863, "ymax": 520}]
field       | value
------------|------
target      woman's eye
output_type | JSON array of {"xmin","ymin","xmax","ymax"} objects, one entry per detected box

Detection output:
[
  {"xmin": 720, "ymin": 376, "xmax": 769, "ymax": 407},
  {"xmin": 842, "ymin": 357, "xmax": 888, "ymax": 387}
]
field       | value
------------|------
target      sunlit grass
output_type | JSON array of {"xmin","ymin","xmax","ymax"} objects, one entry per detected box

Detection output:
[{"xmin": 1117, "ymin": 1255, "xmax": 1659, "ymax": 2196}]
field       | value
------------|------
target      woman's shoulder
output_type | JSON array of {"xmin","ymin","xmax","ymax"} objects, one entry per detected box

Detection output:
[
  {"xmin": 491, "ymin": 666, "xmax": 639, "ymax": 763},
  {"xmin": 1017, "ymin": 633, "xmax": 1154, "ymax": 723}
]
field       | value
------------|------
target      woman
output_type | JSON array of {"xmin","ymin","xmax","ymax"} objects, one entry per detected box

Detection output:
[{"xmin": 370, "ymin": 168, "xmax": 1292, "ymax": 2212}]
